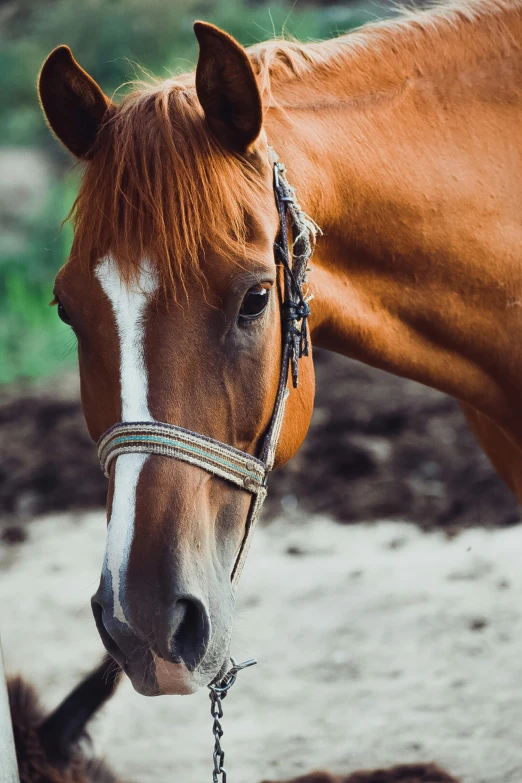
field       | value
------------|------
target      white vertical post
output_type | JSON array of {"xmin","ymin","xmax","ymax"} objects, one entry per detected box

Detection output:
[{"xmin": 0, "ymin": 640, "xmax": 20, "ymax": 783}]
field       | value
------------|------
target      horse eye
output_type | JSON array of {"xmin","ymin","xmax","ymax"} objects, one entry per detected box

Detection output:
[
  {"xmin": 57, "ymin": 300, "xmax": 72, "ymax": 325},
  {"xmin": 239, "ymin": 286, "xmax": 269, "ymax": 321}
]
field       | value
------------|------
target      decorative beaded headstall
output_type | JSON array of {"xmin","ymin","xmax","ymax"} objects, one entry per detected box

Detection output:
[{"xmin": 97, "ymin": 147, "xmax": 317, "ymax": 587}]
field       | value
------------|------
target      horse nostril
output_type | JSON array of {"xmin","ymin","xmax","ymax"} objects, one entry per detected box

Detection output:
[
  {"xmin": 91, "ymin": 598, "xmax": 126, "ymax": 668},
  {"xmin": 170, "ymin": 598, "xmax": 210, "ymax": 671}
]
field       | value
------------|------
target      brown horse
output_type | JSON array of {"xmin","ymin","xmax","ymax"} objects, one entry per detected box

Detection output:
[{"xmin": 38, "ymin": 0, "xmax": 522, "ymax": 695}]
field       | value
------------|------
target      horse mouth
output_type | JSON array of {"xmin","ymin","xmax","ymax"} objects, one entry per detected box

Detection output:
[
  {"xmin": 122, "ymin": 647, "xmax": 228, "ymax": 696},
  {"xmin": 150, "ymin": 652, "xmax": 200, "ymax": 695}
]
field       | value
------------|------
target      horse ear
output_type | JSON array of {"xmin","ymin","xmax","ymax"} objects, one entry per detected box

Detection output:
[
  {"xmin": 194, "ymin": 22, "xmax": 263, "ymax": 152},
  {"xmin": 38, "ymin": 45, "xmax": 114, "ymax": 159}
]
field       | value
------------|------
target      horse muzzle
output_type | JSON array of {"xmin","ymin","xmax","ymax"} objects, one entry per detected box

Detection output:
[{"xmin": 91, "ymin": 575, "xmax": 230, "ymax": 695}]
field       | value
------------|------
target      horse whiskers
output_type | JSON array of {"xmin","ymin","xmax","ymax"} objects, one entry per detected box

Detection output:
[{"xmin": 103, "ymin": 659, "xmax": 122, "ymax": 686}]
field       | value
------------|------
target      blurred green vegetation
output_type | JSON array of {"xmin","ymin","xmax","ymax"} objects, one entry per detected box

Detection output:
[{"xmin": 0, "ymin": 0, "xmax": 386, "ymax": 385}]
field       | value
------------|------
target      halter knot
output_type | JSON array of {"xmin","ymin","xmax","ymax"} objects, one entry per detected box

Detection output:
[
  {"xmin": 270, "ymin": 148, "xmax": 317, "ymax": 387},
  {"xmin": 281, "ymin": 298, "xmax": 311, "ymax": 364}
]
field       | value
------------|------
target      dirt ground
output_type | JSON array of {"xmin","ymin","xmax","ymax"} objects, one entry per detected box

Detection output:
[
  {"xmin": 0, "ymin": 350, "xmax": 519, "ymax": 531},
  {"xmin": 2, "ymin": 511, "xmax": 522, "ymax": 783}
]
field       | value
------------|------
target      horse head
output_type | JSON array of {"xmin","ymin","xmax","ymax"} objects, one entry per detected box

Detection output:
[{"xmin": 39, "ymin": 24, "xmax": 315, "ymax": 695}]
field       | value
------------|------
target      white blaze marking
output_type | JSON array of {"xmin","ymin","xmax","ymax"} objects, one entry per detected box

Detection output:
[
  {"xmin": 96, "ymin": 255, "xmax": 157, "ymax": 421},
  {"xmin": 106, "ymin": 452, "xmax": 148, "ymax": 623},
  {"xmin": 96, "ymin": 255, "xmax": 158, "ymax": 624}
]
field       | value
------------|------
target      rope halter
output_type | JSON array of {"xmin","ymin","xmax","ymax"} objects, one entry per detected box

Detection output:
[{"xmin": 97, "ymin": 147, "xmax": 318, "ymax": 587}]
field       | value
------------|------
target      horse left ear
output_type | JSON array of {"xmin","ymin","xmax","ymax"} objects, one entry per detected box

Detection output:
[
  {"xmin": 38, "ymin": 45, "xmax": 114, "ymax": 159},
  {"xmin": 194, "ymin": 21, "xmax": 263, "ymax": 153}
]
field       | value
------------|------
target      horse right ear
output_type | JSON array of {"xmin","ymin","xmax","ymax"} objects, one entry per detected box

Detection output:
[{"xmin": 38, "ymin": 46, "xmax": 115, "ymax": 159}]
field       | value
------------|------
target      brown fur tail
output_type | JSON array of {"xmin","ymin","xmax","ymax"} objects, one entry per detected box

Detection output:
[
  {"xmin": 8, "ymin": 655, "xmax": 123, "ymax": 781},
  {"xmin": 36, "ymin": 655, "xmax": 122, "ymax": 762},
  {"xmin": 261, "ymin": 765, "xmax": 461, "ymax": 783}
]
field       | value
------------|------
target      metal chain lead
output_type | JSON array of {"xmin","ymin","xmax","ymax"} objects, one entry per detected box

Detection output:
[{"xmin": 208, "ymin": 658, "xmax": 257, "ymax": 783}]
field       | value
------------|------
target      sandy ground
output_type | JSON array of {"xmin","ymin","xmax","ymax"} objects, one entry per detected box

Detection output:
[{"xmin": 1, "ymin": 512, "xmax": 522, "ymax": 783}]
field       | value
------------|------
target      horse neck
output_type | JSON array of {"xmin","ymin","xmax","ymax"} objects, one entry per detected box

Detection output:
[{"xmin": 265, "ymin": 6, "xmax": 522, "ymax": 447}]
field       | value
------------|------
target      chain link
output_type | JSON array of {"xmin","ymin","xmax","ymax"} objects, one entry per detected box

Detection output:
[{"xmin": 208, "ymin": 658, "xmax": 257, "ymax": 783}]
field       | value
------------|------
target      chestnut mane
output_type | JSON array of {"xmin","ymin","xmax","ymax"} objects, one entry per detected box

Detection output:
[
  {"xmin": 70, "ymin": 79, "xmax": 271, "ymax": 292},
  {"xmin": 70, "ymin": 0, "xmax": 520, "ymax": 289}
]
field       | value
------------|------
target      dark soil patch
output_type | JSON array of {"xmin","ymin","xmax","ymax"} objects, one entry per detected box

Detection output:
[
  {"xmin": 264, "ymin": 350, "xmax": 521, "ymax": 530},
  {"xmin": 0, "ymin": 376, "xmax": 105, "ymax": 520},
  {"xmin": 0, "ymin": 351, "xmax": 519, "ymax": 530}
]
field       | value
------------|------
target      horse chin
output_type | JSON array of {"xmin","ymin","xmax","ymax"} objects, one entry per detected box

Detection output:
[
  {"xmin": 151, "ymin": 653, "xmax": 201, "ymax": 695},
  {"xmin": 125, "ymin": 649, "xmax": 228, "ymax": 696}
]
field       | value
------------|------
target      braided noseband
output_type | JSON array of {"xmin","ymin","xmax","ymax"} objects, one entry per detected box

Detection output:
[{"xmin": 97, "ymin": 147, "xmax": 317, "ymax": 587}]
